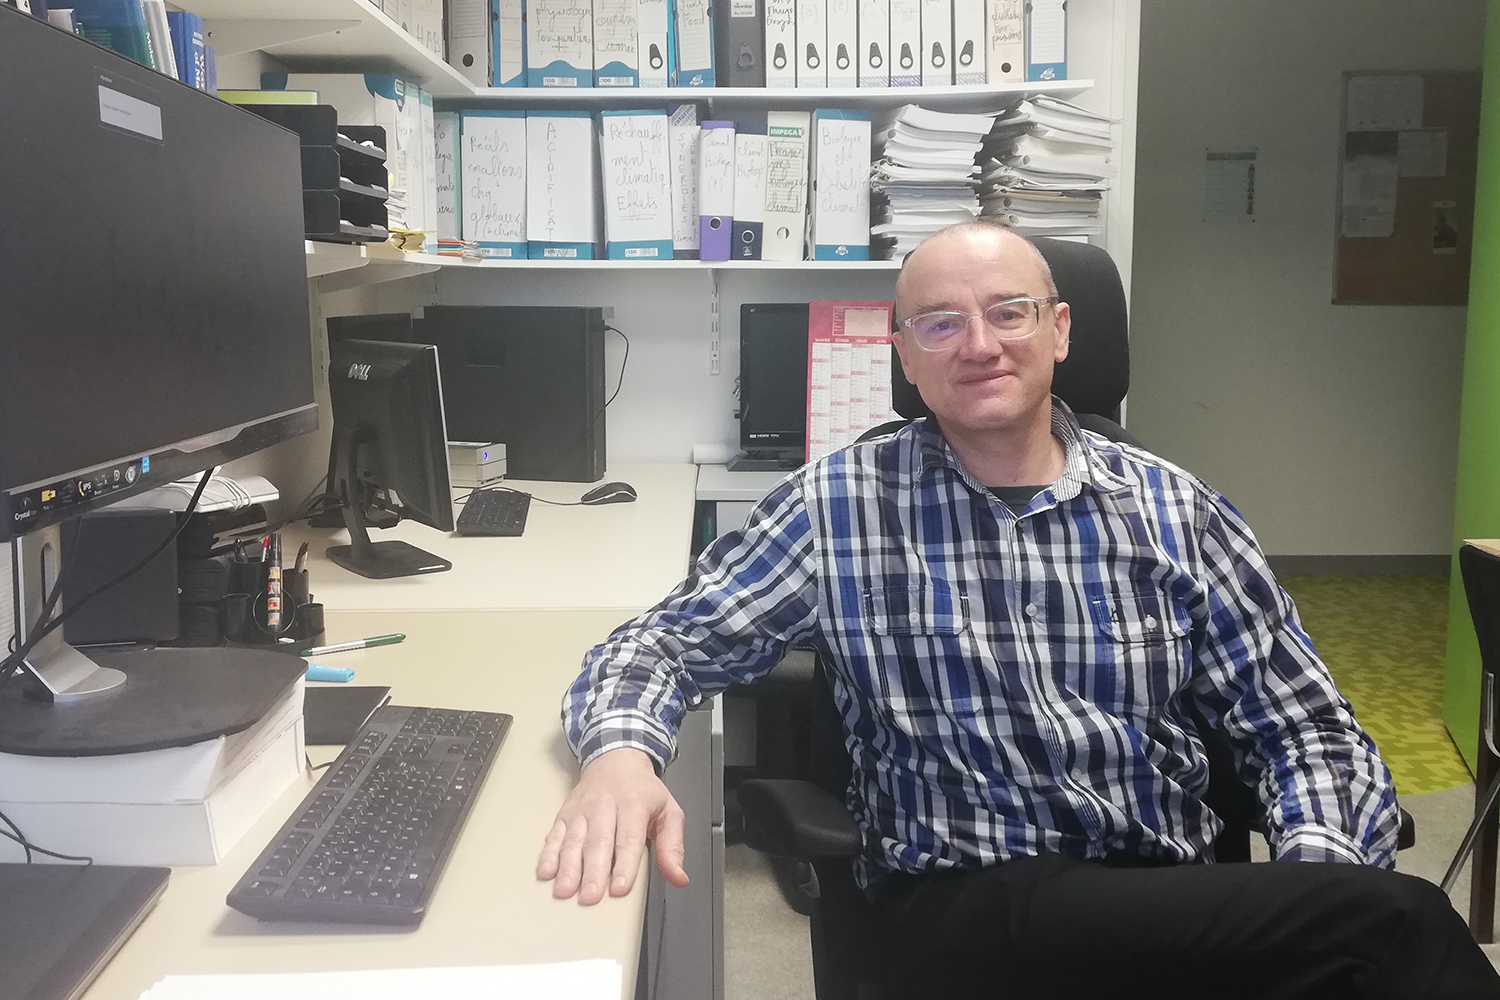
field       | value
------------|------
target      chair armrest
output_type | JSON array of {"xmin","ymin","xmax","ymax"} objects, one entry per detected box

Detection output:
[
  {"xmin": 738, "ymin": 779, "xmax": 863, "ymax": 860},
  {"xmin": 1398, "ymin": 807, "xmax": 1416, "ymax": 851}
]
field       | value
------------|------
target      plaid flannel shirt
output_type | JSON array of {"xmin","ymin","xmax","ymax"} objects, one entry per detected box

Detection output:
[{"xmin": 564, "ymin": 400, "xmax": 1401, "ymax": 885}]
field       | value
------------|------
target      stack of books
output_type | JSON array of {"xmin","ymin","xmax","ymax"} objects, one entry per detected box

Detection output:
[
  {"xmin": 870, "ymin": 105, "xmax": 998, "ymax": 261},
  {"xmin": 977, "ymin": 96, "xmax": 1117, "ymax": 238}
]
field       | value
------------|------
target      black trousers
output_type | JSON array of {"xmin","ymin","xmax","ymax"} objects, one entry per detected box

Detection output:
[{"xmin": 874, "ymin": 854, "xmax": 1500, "ymax": 999}]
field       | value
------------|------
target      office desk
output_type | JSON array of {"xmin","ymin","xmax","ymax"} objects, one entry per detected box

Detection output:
[{"xmin": 83, "ymin": 464, "xmax": 704, "ymax": 1000}]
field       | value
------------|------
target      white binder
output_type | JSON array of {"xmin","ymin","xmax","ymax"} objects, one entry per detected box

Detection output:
[
  {"xmin": 810, "ymin": 109, "xmax": 870, "ymax": 260},
  {"xmin": 528, "ymin": 0, "xmax": 595, "ymax": 87},
  {"xmin": 672, "ymin": 0, "xmax": 715, "ymax": 85},
  {"xmin": 434, "ymin": 111, "xmax": 462, "ymax": 240},
  {"xmin": 919, "ymin": 0, "xmax": 952, "ymax": 85},
  {"xmin": 526, "ymin": 112, "xmax": 600, "ymax": 258},
  {"xmin": 765, "ymin": 0, "xmax": 798, "ymax": 87},
  {"xmin": 594, "ymin": 0, "xmax": 640, "ymax": 85},
  {"xmin": 888, "ymin": 0, "xmax": 921, "ymax": 86},
  {"xmin": 796, "ymin": 0, "xmax": 827, "ymax": 87},
  {"xmin": 731, "ymin": 133, "xmax": 768, "ymax": 259},
  {"xmin": 825, "ymin": 0, "xmax": 857, "ymax": 88},
  {"xmin": 985, "ymin": 0, "xmax": 1023, "ymax": 82},
  {"xmin": 460, "ymin": 110, "xmax": 527, "ymax": 258},
  {"xmin": 763, "ymin": 110, "xmax": 811, "ymax": 261},
  {"xmin": 599, "ymin": 110, "xmax": 674, "ymax": 259},
  {"xmin": 668, "ymin": 104, "xmax": 701, "ymax": 257},
  {"xmin": 638, "ymin": 0, "xmax": 670, "ymax": 86},
  {"xmin": 951, "ymin": 0, "xmax": 984, "ymax": 83},
  {"xmin": 419, "ymin": 90, "xmax": 438, "ymax": 250},
  {"xmin": 857, "ymin": 0, "xmax": 890, "ymax": 87},
  {"xmin": 445, "ymin": 0, "xmax": 492, "ymax": 86},
  {"xmin": 495, "ymin": 0, "xmax": 526, "ymax": 86}
]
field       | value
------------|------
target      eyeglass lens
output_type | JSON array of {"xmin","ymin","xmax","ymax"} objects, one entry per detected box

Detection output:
[{"xmin": 909, "ymin": 300, "xmax": 1041, "ymax": 347}]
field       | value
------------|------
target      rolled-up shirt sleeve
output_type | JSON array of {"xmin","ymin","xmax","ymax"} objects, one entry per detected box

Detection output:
[
  {"xmin": 563, "ymin": 477, "xmax": 822, "ymax": 771},
  {"xmin": 1189, "ymin": 492, "xmax": 1401, "ymax": 868}
]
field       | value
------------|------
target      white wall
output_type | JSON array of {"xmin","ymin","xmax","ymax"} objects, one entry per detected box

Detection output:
[{"xmin": 1129, "ymin": 0, "xmax": 1484, "ymax": 556}]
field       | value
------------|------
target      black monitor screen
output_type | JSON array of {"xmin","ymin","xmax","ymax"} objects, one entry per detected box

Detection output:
[
  {"xmin": 739, "ymin": 304, "xmax": 810, "ymax": 454},
  {"xmin": 0, "ymin": 10, "xmax": 315, "ymax": 536}
]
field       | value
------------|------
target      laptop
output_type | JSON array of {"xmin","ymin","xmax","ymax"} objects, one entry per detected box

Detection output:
[{"xmin": 0, "ymin": 864, "xmax": 169, "ymax": 1000}]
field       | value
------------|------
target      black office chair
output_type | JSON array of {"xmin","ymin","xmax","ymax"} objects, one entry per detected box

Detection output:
[
  {"xmin": 1442, "ymin": 543, "xmax": 1500, "ymax": 940},
  {"xmin": 737, "ymin": 238, "xmax": 1415, "ymax": 999}
]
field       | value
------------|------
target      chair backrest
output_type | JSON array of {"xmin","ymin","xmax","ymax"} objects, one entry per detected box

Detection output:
[
  {"xmin": 1462, "ymin": 544, "xmax": 1500, "ymax": 681},
  {"xmin": 891, "ymin": 236, "xmax": 1131, "ymax": 423}
]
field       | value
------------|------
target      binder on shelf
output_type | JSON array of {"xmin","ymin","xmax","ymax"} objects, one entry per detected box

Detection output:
[
  {"xmin": 528, "ymin": 0, "xmax": 594, "ymax": 87},
  {"xmin": 795, "ymin": 0, "xmax": 826, "ymax": 88},
  {"xmin": 599, "ymin": 109, "xmax": 674, "ymax": 259},
  {"xmin": 763, "ymin": 110, "xmax": 810, "ymax": 261},
  {"xmin": 72, "ymin": 0, "xmax": 154, "ymax": 69},
  {"xmin": 668, "ymin": 104, "xmax": 701, "ymax": 258},
  {"xmin": 731, "ymin": 131, "xmax": 767, "ymax": 259},
  {"xmin": 764, "ymin": 0, "xmax": 796, "ymax": 87},
  {"xmin": 952, "ymin": 0, "xmax": 983, "ymax": 83},
  {"xmin": 447, "ymin": 0, "xmax": 493, "ymax": 86},
  {"xmin": 594, "ymin": 0, "xmax": 640, "ymax": 85},
  {"xmin": 407, "ymin": 0, "xmax": 444, "ymax": 58},
  {"xmin": 670, "ymin": 0, "xmax": 714, "ymax": 86},
  {"xmin": 526, "ymin": 111, "xmax": 600, "ymax": 258},
  {"xmin": 713, "ymin": 0, "xmax": 764, "ymax": 87},
  {"xmin": 1025, "ymin": 0, "xmax": 1066, "ymax": 81},
  {"xmin": 985, "ymin": 0, "xmax": 1023, "ymax": 82},
  {"xmin": 919, "ymin": 0, "xmax": 951, "ymax": 85},
  {"xmin": 419, "ymin": 90, "xmax": 438, "ymax": 250},
  {"xmin": 638, "ymin": 0, "xmax": 670, "ymax": 86},
  {"xmin": 460, "ymin": 109, "xmax": 527, "ymax": 258},
  {"xmin": 697, "ymin": 120, "xmax": 735, "ymax": 261},
  {"xmin": 495, "ymin": 0, "xmax": 527, "ymax": 87},
  {"xmin": 825, "ymin": 0, "xmax": 856, "ymax": 88},
  {"xmin": 857, "ymin": 0, "xmax": 889, "ymax": 87},
  {"xmin": 165, "ymin": 10, "xmax": 207, "ymax": 91},
  {"xmin": 435, "ymin": 110, "xmax": 462, "ymax": 240},
  {"xmin": 888, "ymin": 0, "xmax": 920, "ymax": 86},
  {"xmin": 810, "ymin": 109, "xmax": 870, "ymax": 260}
]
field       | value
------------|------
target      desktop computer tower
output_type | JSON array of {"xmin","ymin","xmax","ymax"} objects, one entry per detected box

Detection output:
[{"xmin": 416, "ymin": 306, "xmax": 607, "ymax": 482}]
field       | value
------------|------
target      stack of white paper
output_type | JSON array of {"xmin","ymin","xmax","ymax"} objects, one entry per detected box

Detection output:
[
  {"xmin": 977, "ymin": 96, "xmax": 1117, "ymax": 237},
  {"xmin": 140, "ymin": 961, "xmax": 623, "ymax": 1000},
  {"xmin": 870, "ymin": 104, "xmax": 999, "ymax": 260}
]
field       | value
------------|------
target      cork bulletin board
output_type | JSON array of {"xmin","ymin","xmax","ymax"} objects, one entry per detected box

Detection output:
[{"xmin": 1334, "ymin": 71, "xmax": 1481, "ymax": 305}]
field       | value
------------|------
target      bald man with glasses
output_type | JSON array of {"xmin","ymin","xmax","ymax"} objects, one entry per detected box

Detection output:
[{"xmin": 540, "ymin": 222, "xmax": 1497, "ymax": 998}]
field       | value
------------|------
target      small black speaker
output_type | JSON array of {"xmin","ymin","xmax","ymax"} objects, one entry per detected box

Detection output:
[{"xmin": 61, "ymin": 508, "xmax": 179, "ymax": 645}]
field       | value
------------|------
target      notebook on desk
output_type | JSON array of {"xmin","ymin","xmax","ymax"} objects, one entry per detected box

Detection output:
[{"xmin": 0, "ymin": 863, "xmax": 169, "ymax": 1000}]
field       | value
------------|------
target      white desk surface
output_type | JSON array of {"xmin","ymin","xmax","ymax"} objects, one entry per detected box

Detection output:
[
  {"xmin": 693, "ymin": 464, "xmax": 793, "ymax": 503},
  {"xmin": 85, "ymin": 610, "xmax": 647, "ymax": 1000},
  {"xmin": 283, "ymin": 464, "xmax": 697, "ymax": 614}
]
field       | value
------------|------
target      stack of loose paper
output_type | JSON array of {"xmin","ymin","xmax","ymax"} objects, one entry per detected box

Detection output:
[
  {"xmin": 140, "ymin": 961, "xmax": 623, "ymax": 1000},
  {"xmin": 977, "ymin": 96, "xmax": 1118, "ymax": 237},
  {"xmin": 869, "ymin": 105, "xmax": 1000, "ymax": 260},
  {"xmin": 435, "ymin": 238, "xmax": 484, "ymax": 259}
]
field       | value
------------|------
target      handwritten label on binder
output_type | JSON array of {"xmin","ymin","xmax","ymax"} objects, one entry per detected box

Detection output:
[
  {"xmin": 463, "ymin": 115, "xmax": 526, "ymax": 253},
  {"xmin": 815, "ymin": 119, "xmax": 866, "ymax": 219},
  {"xmin": 593, "ymin": 0, "xmax": 638, "ymax": 79},
  {"xmin": 532, "ymin": 0, "xmax": 594, "ymax": 71},
  {"xmin": 526, "ymin": 115, "xmax": 596, "ymax": 246},
  {"xmin": 434, "ymin": 114, "xmax": 459, "ymax": 240},
  {"xmin": 602, "ymin": 114, "xmax": 671, "ymax": 242}
]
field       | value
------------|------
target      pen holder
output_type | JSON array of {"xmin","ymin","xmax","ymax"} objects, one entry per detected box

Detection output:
[{"xmin": 220, "ymin": 559, "xmax": 324, "ymax": 648}]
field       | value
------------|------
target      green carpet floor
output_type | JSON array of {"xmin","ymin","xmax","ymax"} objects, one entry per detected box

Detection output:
[{"xmin": 1279, "ymin": 575, "xmax": 1471, "ymax": 796}]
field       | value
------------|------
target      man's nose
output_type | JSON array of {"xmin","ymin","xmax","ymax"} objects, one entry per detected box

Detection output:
[{"xmin": 955, "ymin": 314, "xmax": 1004, "ymax": 357}]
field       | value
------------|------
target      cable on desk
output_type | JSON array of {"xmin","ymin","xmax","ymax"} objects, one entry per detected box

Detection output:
[{"xmin": 0, "ymin": 804, "xmax": 93, "ymax": 865}]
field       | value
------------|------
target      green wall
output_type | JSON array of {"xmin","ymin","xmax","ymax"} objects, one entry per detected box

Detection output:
[{"xmin": 1446, "ymin": 0, "xmax": 1500, "ymax": 773}]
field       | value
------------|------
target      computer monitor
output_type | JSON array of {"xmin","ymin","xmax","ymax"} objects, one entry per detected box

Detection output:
[
  {"xmin": 326, "ymin": 313, "xmax": 415, "ymax": 343},
  {"xmin": 0, "ymin": 9, "xmax": 316, "ymax": 752},
  {"xmin": 325, "ymin": 339, "xmax": 455, "ymax": 580},
  {"xmin": 732, "ymin": 303, "xmax": 810, "ymax": 471}
]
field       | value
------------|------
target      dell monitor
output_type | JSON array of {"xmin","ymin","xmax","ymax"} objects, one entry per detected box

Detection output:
[
  {"xmin": 731, "ymin": 303, "xmax": 810, "ymax": 471},
  {"xmin": 0, "ymin": 9, "xmax": 316, "ymax": 753},
  {"xmin": 325, "ymin": 340, "xmax": 455, "ymax": 579}
]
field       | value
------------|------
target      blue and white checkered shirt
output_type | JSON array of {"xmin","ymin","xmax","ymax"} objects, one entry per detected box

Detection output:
[{"xmin": 564, "ymin": 401, "xmax": 1401, "ymax": 883}]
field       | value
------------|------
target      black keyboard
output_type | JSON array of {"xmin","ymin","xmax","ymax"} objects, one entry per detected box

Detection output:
[
  {"xmin": 454, "ymin": 489, "xmax": 531, "ymax": 536},
  {"xmin": 227, "ymin": 705, "xmax": 511, "ymax": 925}
]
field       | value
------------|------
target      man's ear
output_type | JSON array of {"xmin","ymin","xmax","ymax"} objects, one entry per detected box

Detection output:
[
  {"xmin": 892, "ymin": 330, "xmax": 919, "ymax": 383},
  {"xmin": 1051, "ymin": 302, "xmax": 1072, "ymax": 364}
]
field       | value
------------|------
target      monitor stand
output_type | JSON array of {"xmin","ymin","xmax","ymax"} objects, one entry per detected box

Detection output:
[
  {"xmin": 0, "ymin": 525, "xmax": 305, "ymax": 756},
  {"xmin": 727, "ymin": 450, "xmax": 804, "ymax": 473},
  {"xmin": 324, "ymin": 493, "xmax": 451, "ymax": 580}
]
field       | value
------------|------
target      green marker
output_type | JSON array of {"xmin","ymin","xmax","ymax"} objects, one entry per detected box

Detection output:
[{"xmin": 297, "ymin": 633, "xmax": 406, "ymax": 656}]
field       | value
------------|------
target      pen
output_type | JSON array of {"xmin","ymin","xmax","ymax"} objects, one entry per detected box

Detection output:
[
  {"xmin": 295, "ymin": 541, "xmax": 309, "ymax": 572},
  {"xmin": 265, "ymin": 533, "xmax": 283, "ymax": 630},
  {"xmin": 297, "ymin": 633, "xmax": 406, "ymax": 656}
]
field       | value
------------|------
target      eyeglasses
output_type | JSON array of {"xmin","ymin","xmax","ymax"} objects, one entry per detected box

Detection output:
[{"xmin": 897, "ymin": 296, "xmax": 1059, "ymax": 352}]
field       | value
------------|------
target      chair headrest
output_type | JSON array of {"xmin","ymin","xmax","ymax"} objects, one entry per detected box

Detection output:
[{"xmin": 891, "ymin": 236, "xmax": 1130, "ymax": 420}]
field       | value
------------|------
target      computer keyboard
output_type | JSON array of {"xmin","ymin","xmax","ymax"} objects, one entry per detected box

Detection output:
[
  {"xmin": 454, "ymin": 489, "xmax": 531, "ymax": 536},
  {"xmin": 227, "ymin": 705, "xmax": 512, "ymax": 926}
]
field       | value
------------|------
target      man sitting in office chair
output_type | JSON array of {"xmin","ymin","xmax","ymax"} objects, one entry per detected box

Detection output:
[{"xmin": 538, "ymin": 222, "xmax": 1498, "ymax": 997}]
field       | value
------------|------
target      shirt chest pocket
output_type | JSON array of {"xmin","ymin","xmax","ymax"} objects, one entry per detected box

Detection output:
[
  {"xmin": 1088, "ymin": 590, "xmax": 1192, "ymax": 717},
  {"xmin": 866, "ymin": 584, "xmax": 970, "ymax": 636}
]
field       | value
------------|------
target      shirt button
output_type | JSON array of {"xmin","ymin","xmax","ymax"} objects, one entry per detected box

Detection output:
[
  {"xmin": 908, "ymin": 612, "xmax": 920, "ymax": 624},
  {"xmin": 1024, "ymin": 603, "xmax": 1038, "ymax": 618},
  {"xmin": 1145, "ymin": 615, "xmax": 1158, "ymax": 629}
]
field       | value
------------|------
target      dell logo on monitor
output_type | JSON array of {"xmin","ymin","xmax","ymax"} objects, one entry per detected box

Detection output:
[{"xmin": 347, "ymin": 363, "xmax": 372, "ymax": 381}]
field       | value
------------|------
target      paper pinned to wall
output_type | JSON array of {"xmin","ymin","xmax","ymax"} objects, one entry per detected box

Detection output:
[
  {"xmin": 1398, "ymin": 128, "xmax": 1448, "ymax": 178},
  {"xmin": 1347, "ymin": 74, "xmax": 1424, "ymax": 131},
  {"xmin": 1202, "ymin": 150, "xmax": 1256, "ymax": 223},
  {"xmin": 1341, "ymin": 131, "xmax": 1399, "ymax": 238}
]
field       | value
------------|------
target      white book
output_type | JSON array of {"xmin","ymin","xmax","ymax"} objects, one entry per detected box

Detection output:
[
  {"xmin": 796, "ymin": 0, "xmax": 827, "ymax": 87},
  {"xmin": 599, "ymin": 109, "xmax": 674, "ymax": 259},
  {"xmin": 460, "ymin": 110, "xmax": 527, "ymax": 258},
  {"xmin": 919, "ymin": 0, "xmax": 951, "ymax": 85},
  {"xmin": 888, "ymin": 0, "xmax": 920, "ymax": 85},
  {"xmin": 985, "ymin": 0, "xmax": 1022, "ymax": 81},
  {"xmin": 526, "ymin": 112, "xmax": 601, "ymax": 257},
  {"xmin": 857, "ymin": 0, "xmax": 890, "ymax": 87},
  {"xmin": 446, "ymin": 0, "xmax": 493, "ymax": 86},
  {"xmin": 763, "ymin": 110, "xmax": 811, "ymax": 260},
  {"xmin": 593, "ymin": 0, "xmax": 640, "ymax": 85},
  {"xmin": 637, "ymin": 0, "xmax": 670, "ymax": 85},
  {"xmin": 765, "ymin": 0, "xmax": 798, "ymax": 87},
  {"xmin": 434, "ymin": 111, "xmax": 462, "ymax": 240},
  {"xmin": 141, "ymin": 0, "xmax": 177, "ymax": 80},
  {"xmin": 825, "ymin": 0, "xmax": 857, "ymax": 87},
  {"xmin": 668, "ymin": 105, "xmax": 701, "ymax": 256},
  {"xmin": 951, "ymin": 0, "xmax": 983, "ymax": 83}
]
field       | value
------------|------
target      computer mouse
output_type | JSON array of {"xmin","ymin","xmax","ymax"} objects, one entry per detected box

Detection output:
[{"xmin": 581, "ymin": 481, "xmax": 637, "ymax": 505}]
